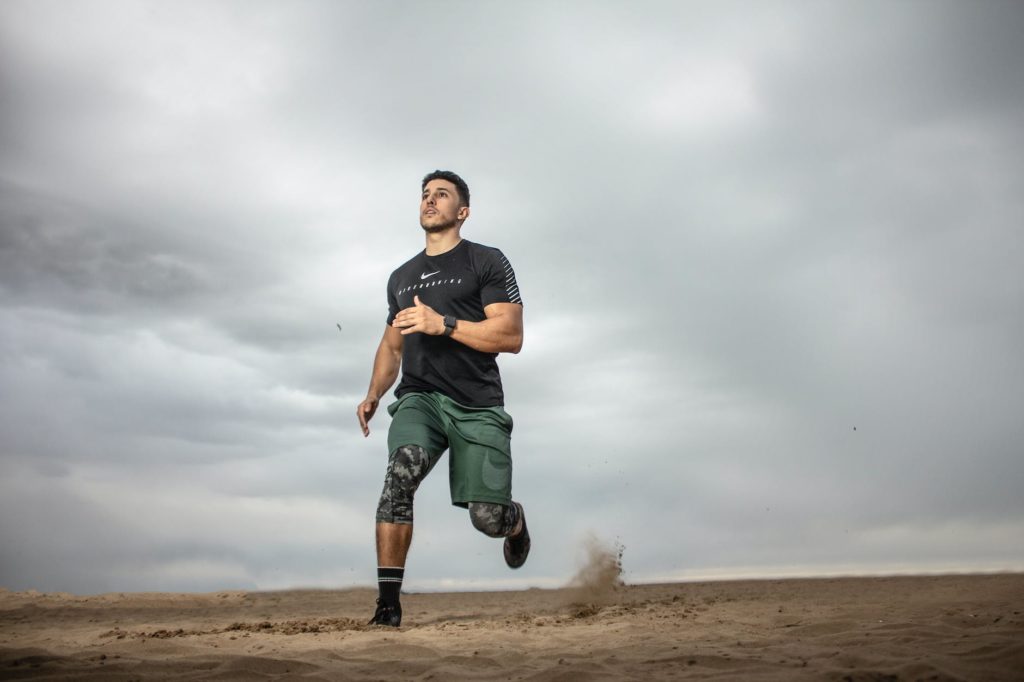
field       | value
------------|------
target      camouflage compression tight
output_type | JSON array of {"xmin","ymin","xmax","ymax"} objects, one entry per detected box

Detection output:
[{"xmin": 376, "ymin": 444, "xmax": 519, "ymax": 537}]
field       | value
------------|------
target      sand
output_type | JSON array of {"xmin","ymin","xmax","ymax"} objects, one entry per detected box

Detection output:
[{"xmin": 1, "ymin": 574, "xmax": 1022, "ymax": 680}]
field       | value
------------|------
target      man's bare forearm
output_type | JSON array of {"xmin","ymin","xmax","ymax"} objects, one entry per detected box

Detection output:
[
  {"xmin": 448, "ymin": 315, "xmax": 522, "ymax": 354},
  {"xmin": 356, "ymin": 327, "xmax": 403, "ymax": 437},
  {"xmin": 367, "ymin": 342, "xmax": 401, "ymax": 400}
]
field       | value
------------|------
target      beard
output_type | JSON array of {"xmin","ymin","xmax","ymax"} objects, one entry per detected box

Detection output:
[{"xmin": 420, "ymin": 216, "xmax": 459, "ymax": 233}]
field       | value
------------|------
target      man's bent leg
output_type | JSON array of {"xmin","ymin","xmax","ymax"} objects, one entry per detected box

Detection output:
[{"xmin": 441, "ymin": 398, "xmax": 521, "ymax": 565}]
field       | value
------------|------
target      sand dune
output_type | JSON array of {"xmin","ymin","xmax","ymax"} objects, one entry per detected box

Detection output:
[{"xmin": 2, "ymin": 574, "xmax": 1022, "ymax": 680}]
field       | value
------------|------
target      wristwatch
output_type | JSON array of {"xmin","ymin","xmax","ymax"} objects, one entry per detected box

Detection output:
[{"xmin": 443, "ymin": 315, "xmax": 457, "ymax": 336}]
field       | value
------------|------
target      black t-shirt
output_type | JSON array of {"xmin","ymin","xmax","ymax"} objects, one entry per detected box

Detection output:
[{"xmin": 386, "ymin": 239, "xmax": 523, "ymax": 407}]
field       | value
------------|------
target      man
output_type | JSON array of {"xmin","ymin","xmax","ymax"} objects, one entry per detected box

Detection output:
[{"xmin": 356, "ymin": 170, "xmax": 530, "ymax": 627}]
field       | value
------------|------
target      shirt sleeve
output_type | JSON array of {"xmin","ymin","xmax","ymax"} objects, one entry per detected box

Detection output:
[
  {"xmin": 479, "ymin": 248, "xmax": 523, "ymax": 307},
  {"xmin": 386, "ymin": 271, "xmax": 399, "ymax": 325}
]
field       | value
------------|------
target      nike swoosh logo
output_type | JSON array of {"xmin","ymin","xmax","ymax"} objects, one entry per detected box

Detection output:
[{"xmin": 421, "ymin": 271, "xmax": 440, "ymax": 280}]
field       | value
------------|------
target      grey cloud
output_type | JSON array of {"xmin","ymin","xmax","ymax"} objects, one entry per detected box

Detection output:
[
  {"xmin": 0, "ymin": 185, "xmax": 218, "ymax": 313},
  {"xmin": 1, "ymin": 0, "xmax": 1022, "ymax": 594}
]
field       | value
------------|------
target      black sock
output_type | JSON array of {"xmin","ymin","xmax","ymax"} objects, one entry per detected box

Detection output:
[{"xmin": 377, "ymin": 566, "xmax": 404, "ymax": 606}]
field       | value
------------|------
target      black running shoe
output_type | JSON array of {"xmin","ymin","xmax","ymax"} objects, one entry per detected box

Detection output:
[
  {"xmin": 368, "ymin": 598, "xmax": 402, "ymax": 627},
  {"xmin": 503, "ymin": 502, "xmax": 530, "ymax": 569}
]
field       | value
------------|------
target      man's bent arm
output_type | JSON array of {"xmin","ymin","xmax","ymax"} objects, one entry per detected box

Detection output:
[
  {"xmin": 448, "ymin": 302, "xmax": 523, "ymax": 354},
  {"xmin": 392, "ymin": 297, "xmax": 523, "ymax": 354},
  {"xmin": 357, "ymin": 325, "xmax": 404, "ymax": 437}
]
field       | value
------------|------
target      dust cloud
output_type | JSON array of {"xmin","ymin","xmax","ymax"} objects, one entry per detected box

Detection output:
[{"xmin": 565, "ymin": 535, "xmax": 624, "ymax": 612}]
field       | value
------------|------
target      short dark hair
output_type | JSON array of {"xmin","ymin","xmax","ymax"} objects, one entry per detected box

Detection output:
[{"xmin": 422, "ymin": 170, "xmax": 470, "ymax": 207}]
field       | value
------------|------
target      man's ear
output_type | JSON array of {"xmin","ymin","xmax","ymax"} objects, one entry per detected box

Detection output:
[{"xmin": 459, "ymin": 206, "xmax": 470, "ymax": 220}]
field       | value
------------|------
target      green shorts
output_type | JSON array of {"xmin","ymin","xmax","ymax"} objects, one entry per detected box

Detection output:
[{"xmin": 387, "ymin": 391, "xmax": 514, "ymax": 507}]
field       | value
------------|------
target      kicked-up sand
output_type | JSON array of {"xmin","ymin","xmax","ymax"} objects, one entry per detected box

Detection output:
[{"xmin": 1, "ymin": 573, "xmax": 1022, "ymax": 680}]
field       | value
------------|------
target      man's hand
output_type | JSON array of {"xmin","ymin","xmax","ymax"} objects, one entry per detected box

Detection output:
[
  {"xmin": 393, "ymin": 295, "xmax": 445, "ymax": 336},
  {"xmin": 356, "ymin": 395, "xmax": 379, "ymax": 437}
]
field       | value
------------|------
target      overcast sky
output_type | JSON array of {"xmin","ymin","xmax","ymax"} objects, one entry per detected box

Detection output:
[{"xmin": 1, "ymin": 0, "xmax": 1022, "ymax": 595}]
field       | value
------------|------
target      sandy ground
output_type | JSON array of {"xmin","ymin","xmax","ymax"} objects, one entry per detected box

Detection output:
[{"xmin": 1, "ymin": 574, "xmax": 1022, "ymax": 681}]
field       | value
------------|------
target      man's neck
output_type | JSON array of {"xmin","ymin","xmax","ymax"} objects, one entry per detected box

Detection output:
[{"xmin": 424, "ymin": 228, "xmax": 462, "ymax": 256}]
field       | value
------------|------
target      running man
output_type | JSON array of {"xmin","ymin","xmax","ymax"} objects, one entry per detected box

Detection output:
[{"xmin": 356, "ymin": 170, "xmax": 530, "ymax": 627}]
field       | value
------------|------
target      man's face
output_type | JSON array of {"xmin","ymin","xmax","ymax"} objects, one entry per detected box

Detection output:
[{"xmin": 420, "ymin": 179, "xmax": 468, "ymax": 233}]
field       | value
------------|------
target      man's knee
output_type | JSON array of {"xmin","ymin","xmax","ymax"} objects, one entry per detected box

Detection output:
[
  {"xmin": 468, "ymin": 502, "xmax": 511, "ymax": 538},
  {"xmin": 376, "ymin": 445, "xmax": 432, "ymax": 524}
]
